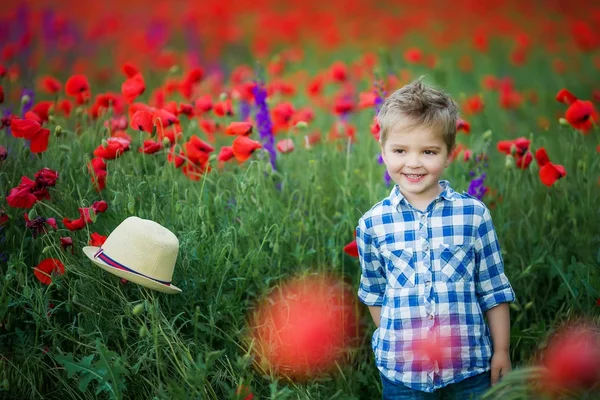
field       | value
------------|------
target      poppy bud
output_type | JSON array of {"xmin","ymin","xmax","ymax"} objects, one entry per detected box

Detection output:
[
  {"xmin": 54, "ymin": 126, "xmax": 62, "ymax": 136},
  {"xmin": 525, "ymin": 301, "xmax": 534, "ymax": 310},
  {"xmin": 139, "ymin": 325, "xmax": 148, "ymax": 338},
  {"xmin": 295, "ymin": 121, "xmax": 308, "ymax": 129},
  {"xmin": 559, "ymin": 118, "xmax": 569, "ymax": 126},
  {"xmin": 132, "ymin": 303, "xmax": 145, "ymax": 316},
  {"xmin": 21, "ymin": 94, "xmax": 30, "ymax": 105},
  {"xmin": 168, "ymin": 65, "xmax": 179, "ymax": 75},
  {"xmin": 505, "ymin": 155, "xmax": 515, "ymax": 168},
  {"xmin": 219, "ymin": 92, "xmax": 228, "ymax": 101},
  {"xmin": 577, "ymin": 159, "xmax": 585, "ymax": 171},
  {"xmin": 101, "ymin": 139, "xmax": 108, "ymax": 148},
  {"xmin": 509, "ymin": 303, "xmax": 520, "ymax": 312},
  {"xmin": 162, "ymin": 137, "xmax": 171, "ymax": 147},
  {"xmin": 48, "ymin": 115, "xmax": 56, "ymax": 123},
  {"xmin": 482, "ymin": 129, "xmax": 492, "ymax": 140},
  {"xmin": 509, "ymin": 144, "xmax": 517, "ymax": 156},
  {"xmin": 2, "ymin": 378, "xmax": 8, "ymax": 391},
  {"xmin": 42, "ymin": 246, "xmax": 53, "ymax": 254}
]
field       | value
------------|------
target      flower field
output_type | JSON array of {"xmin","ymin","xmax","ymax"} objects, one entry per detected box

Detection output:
[{"xmin": 1, "ymin": 0, "xmax": 599, "ymax": 399}]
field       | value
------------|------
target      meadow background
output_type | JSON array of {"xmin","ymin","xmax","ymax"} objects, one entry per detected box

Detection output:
[{"xmin": 0, "ymin": 0, "xmax": 599, "ymax": 399}]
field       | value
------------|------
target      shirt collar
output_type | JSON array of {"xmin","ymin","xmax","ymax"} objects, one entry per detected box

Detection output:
[{"xmin": 389, "ymin": 180, "xmax": 456, "ymax": 210}]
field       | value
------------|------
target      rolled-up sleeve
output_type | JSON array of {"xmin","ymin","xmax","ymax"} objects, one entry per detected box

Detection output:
[
  {"xmin": 356, "ymin": 217, "xmax": 387, "ymax": 306},
  {"xmin": 474, "ymin": 208, "xmax": 516, "ymax": 312}
]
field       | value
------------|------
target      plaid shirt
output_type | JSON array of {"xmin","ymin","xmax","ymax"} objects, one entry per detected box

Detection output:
[{"xmin": 356, "ymin": 180, "xmax": 516, "ymax": 393}]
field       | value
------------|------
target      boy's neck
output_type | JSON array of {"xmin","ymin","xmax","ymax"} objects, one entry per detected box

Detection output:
[{"xmin": 401, "ymin": 183, "xmax": 444, "ymax": 212}]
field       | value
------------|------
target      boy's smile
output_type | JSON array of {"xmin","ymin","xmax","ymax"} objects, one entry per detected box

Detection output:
[{"xmin": 381, "ymin": 121, "xmax": 452, "ymax": 209}]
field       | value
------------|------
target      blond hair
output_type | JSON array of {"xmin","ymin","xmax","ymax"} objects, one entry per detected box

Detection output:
[{"xmin": 377, "ymin": 77, "xmax": 458, "ymax": 152}]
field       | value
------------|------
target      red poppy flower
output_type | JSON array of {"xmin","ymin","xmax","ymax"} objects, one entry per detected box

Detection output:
[
  {"xmin": 555, "ymin": 89, "xmax": 577, "ymax": 105},
  {"xmin": 121, "ymin": 62, "xmax": 140, "ymax": 78},
  {"xmin": 168, "ymin": 147, "xmax": 186, "ymax": 168},
  {"xmin": 185, "ymin": 135, "xmax": 214, "ymax": 165},
  {"xmin": 370, "ymin": 118, "xmax": 380, "ymax": 141},
  {"xmin": 65, "ymin": 74, "xmax": 90, "ymax": 97},
  {"xmin": 329, "ymin": 61, "xmax": 348, "ymax": 82},
  {"xmin": 130, "ymin": 110, "xmax": 154, "ymax": 133},
  {"xmin": 214, "ymin": 99, "xmax": 233, "ymax": 117},
  {"xmin": 497, "ymin": 137, "xmax": 530, "ymax": 156},
  {"xmin": 60, "ymin": 237, "xmax": 74, "ymax": 253},
  {"xmin": 456, "ymin": 119, "xmax": 471, "ymax": 134},
  {"xmin": 40, "ymin": 76, "xmax": 61, "ymax": 94},
  {"xmin": 565, "ymin": 100, "xmax": 596, "ymax": 133},
  {"xmin": 35, "ymin": 168, "xmax": 59, "ymax": 187},
  {"xmin": 225, "ymin": 121, "xmax": 253, "ymax": 136},
  {"xmin": 232, "ymin": 136, "xmax": 262, "ymax": 163},
  {"xmin": 538, "ymin": 325, "xmax": 600, "ymax": 394},
  {"xmin": 34, "ymin": 258, "xmax": 65, "ymax": 285},
  {"xmin": 358, "ymin": 92, "xmax": 377, "ymax": 109},
  {"xmin": 535, "ymin": 148, "xmax": 550, "ymax": 167},
  {"xmin": 152, "ymin": 108, "xmax": 178, "ymax": 127},
  {"xmin": 404, "ymin": 48, "xmax": 423, "ymax": 64},
  {"xmin": 89, "ymin": 232, "xmax": 107, "ymax": 246},
  {"xmin": 91, "ymin": 200, "xmax": 108, "ymax": 214},
  {"xmin": 272, "ymin": 102, "xmax": 295, "ymax": 126},
  {"xmin": 31, "ymin": 101, "xmax": 53, "ymax": 123},
  {"xmin": 121, "ymin": 73, "xmax": 145, "ymax": 104},
  {"xmin": 217, "ymin": 146, "xmax": 234, "ymax": 163},
  {"xmin": 9, "ymin": 118, "xmax": 50, "ymax": 153},
  {"xmin": 343, "ymin": 240, "xmax": 358, "ymax": 257},
  {"xmin": 56, "ymin": 99, "xmax": 72, "ymax": 117},
  {"xmin": 140, "ymin": 140, "xmax": 162, "ymax": 154},
  {"xmin": 6, "ymin": 177, "xmax": 39, "ymax": 209},
  {"xmin": 93, "ymin": 137, "xmax": 130, "ymax": 160},
  {"xmin": 195, "ymin": 95, "xmax": 213, "ymax": 113},
  {"xmin": 463, "ymin": 95, "xmax": 484, "ymax": 114},
  {"xmin": 276, "ymin": 139, "xmax": 294, "ymax": 154},
  {"xmin": 333, "ymin": 97, "xmax": 355, "ymax": 115}
]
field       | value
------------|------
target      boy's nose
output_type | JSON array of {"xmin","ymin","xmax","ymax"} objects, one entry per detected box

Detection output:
[{"xmin": 406, "ymin": 154, "xmax": 422, "ymax": 168}]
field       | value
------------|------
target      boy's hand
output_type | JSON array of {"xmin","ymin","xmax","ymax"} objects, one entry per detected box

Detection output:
[{"xmin": 490, "ymin": 351, "xmax": 511, "ymax": 385}]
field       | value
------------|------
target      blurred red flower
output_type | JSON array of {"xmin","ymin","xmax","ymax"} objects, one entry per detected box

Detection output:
[
  {"xmin": 34, "ymin": 258, "xmax": 65, "ymax": 285},
  {"xmin": 249, "ymin": 275, "xmax": 358, "ymax": 380}
]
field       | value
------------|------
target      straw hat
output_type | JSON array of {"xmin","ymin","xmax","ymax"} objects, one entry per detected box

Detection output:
[{"xmin": 83, "ymin": 216, "xmax": 182, "ymax": 294}]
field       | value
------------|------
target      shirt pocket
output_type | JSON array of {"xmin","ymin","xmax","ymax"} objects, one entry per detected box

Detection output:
[
  {"xmin": 381, "ymin": 243, "xmax": 415, "ymax": 289},
  {"xmin": 436, "ymin": 241, "xmax": 475, "ymax": 283}
]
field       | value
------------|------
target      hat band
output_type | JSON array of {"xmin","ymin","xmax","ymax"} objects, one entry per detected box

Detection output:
[{"xmin": 94, "ymin": 248, "xmax": 171, "ymax": 286}]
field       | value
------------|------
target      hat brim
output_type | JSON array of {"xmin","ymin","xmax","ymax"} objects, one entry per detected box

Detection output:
[{"xmin": 83, "ymin": 246, "xmax": 182, "ymax": 294}]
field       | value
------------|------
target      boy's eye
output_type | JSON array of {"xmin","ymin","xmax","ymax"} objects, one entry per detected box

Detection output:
[
  {"xmin": 424, "ymin": 150, "xmax": 437, "ymax": 155},
  {"xmin": 393, "ymin": 149, "xmax": 405, "ymax": 154}
]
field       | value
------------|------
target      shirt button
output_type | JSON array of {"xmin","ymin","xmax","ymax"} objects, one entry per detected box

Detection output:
[
  {"xmin": 421, "ymin": 214, "xmax": 427, "ymax": 222},
  {"xmin": 428, "ymin": 314, "xmax": 434, "ymax": 320},
  {"xmin": 425, "ymin": 280, "xmax": 431, "ymax": 285}
]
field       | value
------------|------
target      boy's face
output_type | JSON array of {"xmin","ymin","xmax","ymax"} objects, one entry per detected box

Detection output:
[{"xmin": 381, "ymin": 121, "xmax": 452, "ymax": 207}]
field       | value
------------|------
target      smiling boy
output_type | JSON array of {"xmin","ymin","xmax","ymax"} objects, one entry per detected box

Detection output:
[{"xmin": 356, "ymin": 77, "xmax": 516, "ymax": 399}]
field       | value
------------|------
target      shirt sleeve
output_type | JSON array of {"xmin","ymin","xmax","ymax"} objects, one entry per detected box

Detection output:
[
  {"xmin": 474, "ymin": 207, "xmax": 516, "ymax": 312},
  {"xmin": 356, "ymin": 217, "xmax": 387, "ymax": 306}
]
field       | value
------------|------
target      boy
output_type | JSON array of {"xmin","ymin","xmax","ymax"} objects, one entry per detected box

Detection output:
[{"xmin": 356, "ymin": 77, "xmax": 516, "ymax": 399}]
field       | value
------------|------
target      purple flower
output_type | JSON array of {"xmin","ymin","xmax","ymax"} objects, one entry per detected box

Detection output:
[
  {"xmin": 467, "ymin": 173, "xmax": 488, "ymax": 200},
  {"xmin": 252, "ymin": 81, "xmax": 276, "ymax": 171}
]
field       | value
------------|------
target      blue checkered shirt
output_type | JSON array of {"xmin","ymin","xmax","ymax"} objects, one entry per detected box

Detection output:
[{"xmin": 356, "ymin": 180, "xmax": 516, "ymax": 393}]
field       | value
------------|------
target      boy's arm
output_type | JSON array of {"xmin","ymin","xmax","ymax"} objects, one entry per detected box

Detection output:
[
  {"xmin": 368, "ymin": 306, "xmax": 382, "ymax": 328},
  {"xmin": 486, "ymin": 303, "xmax": 510, "ymax": 353},
  {"xmin": 486, "ymin": 303, "xmax": 512, "ymax": 384}
]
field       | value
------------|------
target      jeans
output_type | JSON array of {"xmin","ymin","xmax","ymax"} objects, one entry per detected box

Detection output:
[{"xmin": 381, "ymin": 371, "xmax": 491, "ymax": 400}]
